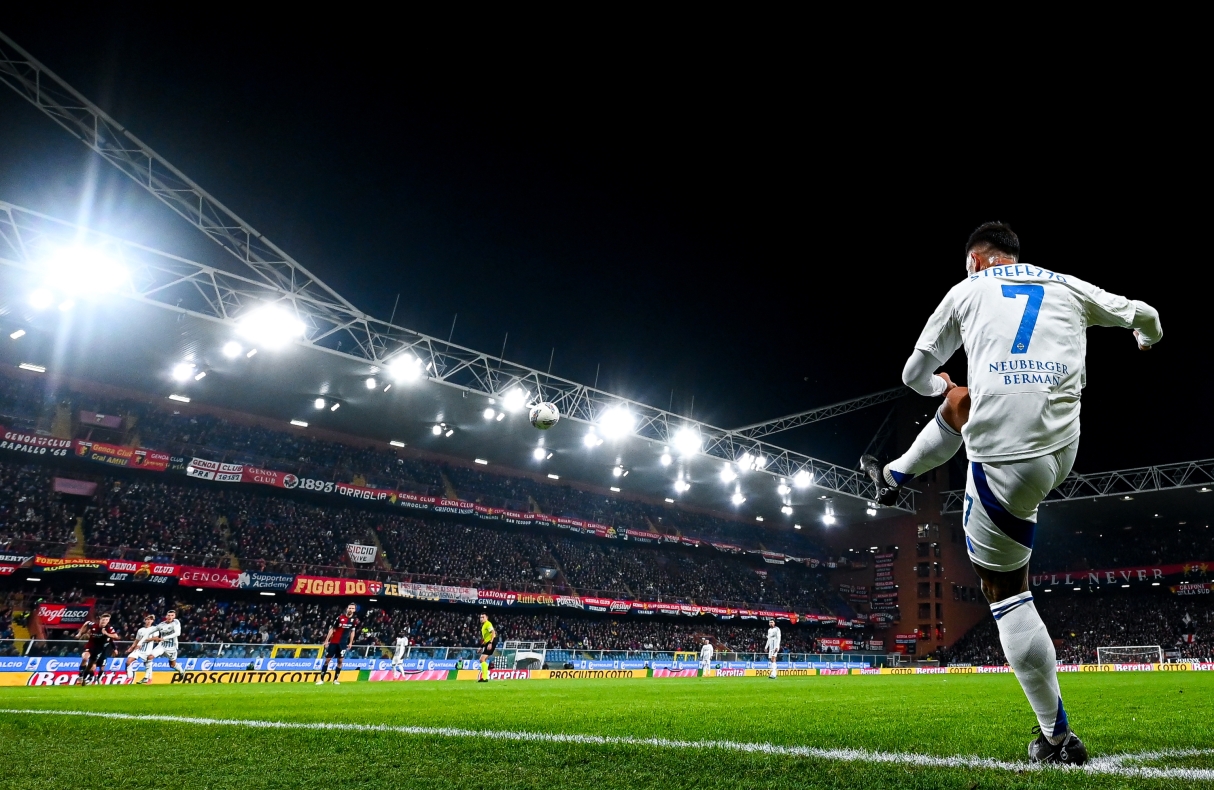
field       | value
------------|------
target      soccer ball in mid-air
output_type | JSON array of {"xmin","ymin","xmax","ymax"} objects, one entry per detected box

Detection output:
[{"xmin": 529, "ymin": 402, "xmax": 560, "ymax": 430}]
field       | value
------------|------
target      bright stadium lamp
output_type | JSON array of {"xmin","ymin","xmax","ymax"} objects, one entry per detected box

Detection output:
[
  {"xmin": 720, "ymin": 465, "xmax": 737, "ymax": 483},
  {"xmin": 672, "ymin": 427, "xmax": 701, "ymax": 456},
  {"xmin": 674, "ymin": 479, "xmax": 690, "ymax": 493},
  {"xmin": 532, "ymin": 447, "xmax": 546, "ymax": 461},
  {"xmin": 781, "ymin": 506, "xmax": 793, "ymax": 515},
  {"xmin": 612, "ymin": 466, "xmax": 624, "ymax": 478},
  {"xmin": 731, "ymin": 491, "xmax": 746, "ymax": 506},
  {"xmin": 822, "ymin": 514, "xmax": 837, "ymax": 526},
  {"xmin": 502, "ymin": 387, "xmax": 528, "ymax": 412},
  {"xmin": 171, "ymin": 362, "xmax": 195, "ymax": 382},
  {"xmin": 793, "ymin": 470, "xmax": 812, "ymax": 488},
  {"xmin": 388, "ymin": 353, "xmax": 423, "ymax": 382},
  {"xmin": 314, "ymin": 398, "xmax": 326, "ymax": 409},
  {"xmin": 222, "ymin": 341, "xmax": 243, "ymax": 359},
  {"xmin": 583, "ymin": 429, "xmax": 603, "ymax": 448},
  {"xmin": 28, "ymin": 288, "xmax": 54, "ymax": 310},
  {"xmin": 42, "ymin": 246, "xmax": 129, "ymax": 296},
  {"xmin": 236, "ymin": 304, "xmax": 306, "ymax": 349},
  {"xmin": 777, "ymin": 483, "xmax": 791, "ymax": 496},
  {"xmin": 660, "ymin": 452, "xmax": 672, "ymax": 466},
  {"xmin": 599, "ymin": 406, "xmax": 635, "ymax": 439},
  {"xmin": 483, "ymin": 407, "xmax": 496, "ymax": 420},
  {"xmin": 737, "ymin": 452, "xmax": 754, "ymax": 471},
  {"xmin": 431, "ymin": 424, "xmax": 443, "ymax": 436},
  {"xmin": 365, "ymin": 377, "xmax": 378, "ymax": 390}
]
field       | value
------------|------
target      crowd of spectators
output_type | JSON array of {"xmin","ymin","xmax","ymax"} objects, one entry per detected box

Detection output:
[
  {"xmin": 939, "ymin": 593, "xmax": 1213, "ymax": 664},
  {"xmin": 0, "ymin": 461, "xmax": 79, "ymax": 550},
  {"xmin": 1035, "ymin": 523, "xmax": 1214, "ymax": 572}
]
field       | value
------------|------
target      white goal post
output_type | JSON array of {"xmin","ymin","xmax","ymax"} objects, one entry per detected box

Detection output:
[{"xmin": 1096, "ymin": 645, "xmax": 1163, "ymax": 665}]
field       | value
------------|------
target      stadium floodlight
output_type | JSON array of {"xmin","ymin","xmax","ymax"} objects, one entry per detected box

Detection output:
[
  {"xmin": 548, "ymin": 473, "xmax": 560, "ymax": 480},
  {"xmin": 222, "ymin": 341, "xmax": 243, "ymax": 358},
  {"xmin": 432, "ymin": 425, "xmax": 443, "ymax": 435},
  {"xmin": 612, "ymin": 466, "xmax": 624, "ymax": 478},
  {"xmin": 777, "ymin": 483, "xmax": 791, "ymax": 496},
  {"xmin": 731, "ymin": 491, "xmax": 746, "ymax": 505},
  {"xmin": 484, "ymin": 407, "xmax": 496, "ymax": 420},
  {"xmin": 475, "ymin": 458, "xmax": 488, "ymax": 465},
  {"xmin": 545, "ymin": 452, "xmax": 553, "ymax": 460},
  {"xmin": 755, "ymin": 455, "xmax": 768, "ymax": 469},
  {"xmin": 502, "ymin": 387, "xmax": 528, "ymax": 412},
  {"xmin": 610, "ymin": 486, "xmax": 621, "ymax": 492},
  {"xmin": 42, "ymin": 246, "xmax": 129, "ymax": 295},
  {"xmin": 755, "ymin": 516, "xmax": 764, "ymax": 522},
  {"xmin": 171, "ymin": 362, "xmax": 195, "ymax": 382},
  {"xmin": 737, "ymin": 452, "xmax": 754, "ymax": 471},
  {"xmin": 660, "ymin": 452, "xmax": 672, "ymax": 466},
  {"xmin": 58, "ymin": 299, "xmax": 74, "ymax": 311},
  {"xmin": 236, "ymin": 304, "xmax": 306, "ymax": 349},
  {"xmin": 793, "ymin": 470, "xmax": 812, "ymax": 488},
  {"xmin": 314, "ymin": 398, "xmax": 326, "ymax": 409},
  {"xmin": 495, "ymin": 412, "xmax": 504, "ymax": 422},
  {"xmin": 665, "ymin": 498, "xmax": 674, "ymax": 503},
  {"xmin": 365, "ymin": 377, "xmax": 378, "ymax": 389},
  {"xmin": 9, "ymin": 329, "xmax": 26, "ymax": 340},
  {"xmin": 583, "ymin": 429, "xmax": 604, "ymax": 448},
  {"xmin": 674, "ymin": 479, "xmax": 690, "ymax": 493},
  {"xmin": 720, "ymin": 465, "xmax": 737, "ymax": 483},
  {"xmin": 866, "ymin": 507, "xmax": 878, "ymax": 516},
  {"xmin": 444, "ymin": 429, "xmax": 454, "ymax": 437},
  {"xmin": 532, "ymin": 447, "xmax": 546, "ymax": 461},
  {"xmin": 390, "ymin": 440, "xmax": 405, "ymax": 447},
  {"xmin": 781, "ymin": 506, "xmax": 793, "ymax": 515},
  {"xmin": 388, "ymin": 353, "xmax": 423, "ymax": 382},
  {"xmin": 822, "ymin": 514, "xmax": 837, "ymax": 526},
  {"xmin": 330, "ymin": 402, "xmax": 340, "ymax": 411},
  {"xmin": 246, "ymin": 348, "xmax": 258, "ymax": 358},
  {"xmin": 193, "ymin": 371, "xmax": 206, "ymax": 380},
  {"xmin": 28, "ymin": 288, "xmax": 54, "ymax": 310},
  {"xmin": 793, "ymin": 524, "xmax": 802, "ymax": 530},
  {"xmin": 599, "ymin": 406, "xmax": 636, "ymax": 439},
  {"xmin": 18, "ymin": 362, "xmax": 45, "ymax": 373},
  {"xmin": 168, "ymin": 394, "xmax": 190, "ymax": 402},
  {"xmin": 672, "ymin": 427, "xmax": 701, "ymax": 456},
  {"xmin": 290, "ymin": 419, "xmax": 308, "ymax": 427}
]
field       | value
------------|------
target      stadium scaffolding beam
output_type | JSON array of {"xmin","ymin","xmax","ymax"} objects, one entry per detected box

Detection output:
[
  {"xmin": 940, "ymin": 458, "xmax": 1214, "ymax": 513},
  {"xmin": 728, "ymin": 387, "xmax": 909, "ymax": 439},
  {"xmin": 0, "ymin": 29, "xmax": 915, "ymax": 512},
  {"xmin": 0, "ymin": 202, "xmax": 915, "ymax": 513}
]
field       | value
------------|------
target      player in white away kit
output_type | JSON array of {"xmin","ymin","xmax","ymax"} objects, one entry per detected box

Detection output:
[
  {"xmin": 765, "ymin": 619, "xmax": 781, "ymax": 679},
  {"xmin": 698, "ymin": 638, "xmax": 713, "ymax": 676},
  {"xmin": 861, "ymin": 222, "xmax": 1162, "ymax": 765},
  {"xmin": 124, "ymin": 614, "xmax": 158, "ymax": 684},
  {"xmin": 146, "ymin": 610, "xmax": 187, "ymax": 682},
  {"xmin": 390, "ymin": 633, "xmax": 410, "ymax": 674}
]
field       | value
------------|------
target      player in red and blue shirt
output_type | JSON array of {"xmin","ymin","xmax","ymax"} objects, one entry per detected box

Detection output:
[
  {"xmin": 76, "ymin": 613, "xmax": 120, "ymax": 685},
  {"xmin": 317, "ymin": 603, "xmax": 359, "ymax": 685}
]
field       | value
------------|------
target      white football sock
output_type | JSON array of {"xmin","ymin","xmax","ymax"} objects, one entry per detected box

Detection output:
[
  {"xmin": 145, "ymin": 665, "xmax": 154, "ymax": 682},
  {"xmin": 884, "ymin": 406, "xmax": 963, "ymax": 486},
  {"xmin": 992, "ymin": 591, "xmax": 1068, "ymax": 742}
]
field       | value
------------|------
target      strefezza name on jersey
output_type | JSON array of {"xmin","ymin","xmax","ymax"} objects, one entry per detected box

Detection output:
[{"xmin": 989, "ymin": 359, "xmax": 1069, "ymax": 387}]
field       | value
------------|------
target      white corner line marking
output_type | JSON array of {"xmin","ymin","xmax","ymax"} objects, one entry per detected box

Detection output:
[{"xmin": 1, "ymin": 709, "xmax": 1212, "ymax": 781}]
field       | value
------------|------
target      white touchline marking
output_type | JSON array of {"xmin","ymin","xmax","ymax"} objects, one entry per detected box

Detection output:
[{"xmin": 2, "ymin": 709, "xmax": 1213, "ymax": 781}]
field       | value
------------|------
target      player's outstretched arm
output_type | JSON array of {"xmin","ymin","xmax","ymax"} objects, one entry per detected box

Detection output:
[
  {"xmin": 901, "ymin": 348, "xmax": 954, "ymax": 397},
  {"xmin": 1131, "ymin": 300, "xmax": 1162, "ymax": 350}
]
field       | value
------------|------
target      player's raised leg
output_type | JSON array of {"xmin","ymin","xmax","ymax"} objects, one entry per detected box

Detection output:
[{"xmin": 861, "ymin": 379, "xmax": 967, "ymax": 507}]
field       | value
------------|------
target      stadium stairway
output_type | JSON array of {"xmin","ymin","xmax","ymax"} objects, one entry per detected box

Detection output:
[
  {"xmin": 66, "ymin": 517, "xmax": 87, "ymax": 558},
  {"xmin": 368, "ymin": 528, "xmax": 393, "ymax": 571},
  {"xmin": 440, "ymin": 471, "xmax": 459, "ymax": 500},
  {"xmin": 50, "ymin": 402, "xmax": 72, "ymax": 440},
  {"xmin": 528, "ymin": 495, "xmax": 541, "ymax": 513}
]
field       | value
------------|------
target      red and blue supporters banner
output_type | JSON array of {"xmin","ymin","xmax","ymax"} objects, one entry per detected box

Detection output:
[
  {"xmin": 0, "ymin": 427, "xmax": 72, "ymax": 457},
  {"xmin": 75, "ymin": 440, "xmax": 171, "ymax": 471},
  {"xmin": 289, "ymin": 575, "xmax": 383, "ymax": 596}
]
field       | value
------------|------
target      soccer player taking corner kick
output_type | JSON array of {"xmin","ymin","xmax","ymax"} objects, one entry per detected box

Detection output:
[
  {"xmin": 317, "ymin": 603, "xmax": 359, "ymax": 684},
  {"xmin": 478, "ymin": 613, "xmax": 496, "ymax": 682},
  {"xmin": 860, "ymin": 222, "xmax": 1162, "ymax": 766}
]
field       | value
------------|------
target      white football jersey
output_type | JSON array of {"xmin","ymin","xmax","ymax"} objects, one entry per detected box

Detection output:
[
  {"xmin": 915, "ymin": 264, "xmax": 1135, "ymax": 462},
  {"xmin": 135, "ymin": 626, "xmax": 157, "ymax": 650},
  {"xmin": 699, "ymin": 643, "xmax": 713, "ymax": 661},
  {"xmin": 394, "ymin": 636, "xmax": 409, "ymax": 655},
  {"xmin": 155, "ymin": 620, "xmax": 182, "ymax": 650},
  {"xmin": 766, "ymin": 627, "xmax": 782, "ymax": 651}
]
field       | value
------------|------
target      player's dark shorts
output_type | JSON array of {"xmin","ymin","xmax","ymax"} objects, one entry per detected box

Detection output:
[
  {"xmin": 480, "ymin": 639, "xmax": 497, "ymax": 657},
  {"xmin": 85, "ymin": 639, "xmax": 111, "ymax": 657},
  {"xmin": 324, "ymin": 642, "xmax": 345, "ymax": 659}
]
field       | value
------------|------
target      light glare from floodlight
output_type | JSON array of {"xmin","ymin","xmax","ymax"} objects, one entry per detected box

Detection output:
[
  {"xmin": 28, "ymin": 289, "xmax": 54, "ymax": 310},
  {"xmin": 720, "ymin": 465, "xmax": 737, "ymax": 483},
  {"xmin": 330, "ymin": 402, "xmax": 340, "ymax": 411},
  {"xmin": 365, "ymin": 377, "xmax": 377, "ymax": 389},
  {"xmin": 822, "ymin": 514, "xmax": 836, "ymax": 526},
  {"xmin": 612, "ymin": 466, "xmax": 624, "ymax": 477},
  {"xmin": 495, "ymin": 412, "xmax": 504, "ymax": 421},
  {"xmin": 43, "ymin": 246, "xmax": 129, "ymax": 295},
  {"xmin": 731, "ymin": 491, "xmax": 746, "ymax": 505},
  {"xmin": 781, "ymin": 506, "xmax": 793, "ymax": 515},
  {"xmin": 314, "ymin": 398, "xmax": 326, "ymax": 409},
  {"xmin": 793, "ymin": 470, "xmax": 812, "ymax": 488},
  {"xmin": 672, "ymin": 427, "xmax": 701, "ymax": 456},
  {"xmin": 390, "ymin": 440, "xmax": 405, "ymax": 447},
  {"xmin": 388, "ymin": 353, "xmax": 423, "ymax": 382},
  {"xmin": 660, "ymin": 453, "xmax": 672, "ymax": 466},
  {"xmin": 222, "ymin": 341, "xmax": 243, "ymax": 358},
  {"xmin": 777, "ymin": 483, "xmax": 791, "ymax": 496},
  {"xmin": 583, "ymin": 429, "xmax": 604, "ymax": 448},
  {"xmin": 674, "ymin": 479, "xmax": 690, "ymax": 493},
  {"xmin": 193, "ymin": 371, "xmax": 206, "ymax": 380},
  {"xmin": 9, "ymin": 329, "xmax": 26, "ymax": 340},
  {"xmin": 236, "ymin": 305, "xmax": 306, "ymax": 349},
  {"xmin": 290, "ymin": 419, "xmax": 308, "ymax": 427},
  {"xmin": 532, "ymin": 447, "xmax": 546, "ymax": 461},
  {"xmin": 171, "ymin": 362, "xmax": 195, "ymax": 382},
  {"xmin": 599, "ymin": 406, "xmax": 636, "ymax": 439},
  {"xmin": 168, "ymin": 394, "xmax": 189, "ymax": 402},
  {"xmin": 483, "ymin": 407, "xmax": 496, "ymax": 420},
  {"xmin": 444, "ymin": 429, "xmax": 454, "ymax": 437},
  {"xmin": 502, "ymin": 387, "xmax": 527, "ymax": 412},
  {"xmin": 737, "ymin": 452, "xmax": 754, "ymax": 471},
  {"xmin": 432, "ymin": 425, "xmax": 442, "ymax": 435}
]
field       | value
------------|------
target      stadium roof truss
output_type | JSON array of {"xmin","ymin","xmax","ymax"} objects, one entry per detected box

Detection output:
[
  {"xmin": 0, "ymin": 30, "xmax": 913, "ymax": 513},
  {"xmin": 941, "ymin": 458, "xmax": 1214, "ymax": 513}
]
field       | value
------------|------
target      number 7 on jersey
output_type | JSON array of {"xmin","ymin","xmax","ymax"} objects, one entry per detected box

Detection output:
[{"xmin": 1001, "ymin": 284, "xmax": 1044, "ymax": 354}]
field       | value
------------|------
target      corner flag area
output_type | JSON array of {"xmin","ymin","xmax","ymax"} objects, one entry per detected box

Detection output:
[{"xmin": 4, "ymin": 673, "xmax": 1213, "ymax": 788}]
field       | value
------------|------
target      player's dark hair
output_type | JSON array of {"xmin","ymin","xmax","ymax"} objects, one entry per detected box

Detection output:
[{"xmin": 966, "ymin": 221, "xmax": 1020, "ymax": 260}]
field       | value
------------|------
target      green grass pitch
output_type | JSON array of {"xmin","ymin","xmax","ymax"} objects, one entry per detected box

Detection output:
[{"xmin": 3, "ymin": 674, "xmax": 1213, "ymax": 789}]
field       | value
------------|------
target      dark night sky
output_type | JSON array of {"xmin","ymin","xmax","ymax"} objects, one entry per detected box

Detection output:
[{"xmin": 0, "ymin": 15, "xmax": 1204, "ymax": 472}]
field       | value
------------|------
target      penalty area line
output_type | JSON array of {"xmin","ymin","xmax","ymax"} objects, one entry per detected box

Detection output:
[{"xmin": 2, "ymin": 708, "xmax": 1212, "ymax": 781}]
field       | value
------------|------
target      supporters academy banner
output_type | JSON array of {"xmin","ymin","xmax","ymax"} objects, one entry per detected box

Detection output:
[{"xmin": 178, "ymin": 567, "xmax": 294, "ymax": 591}]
